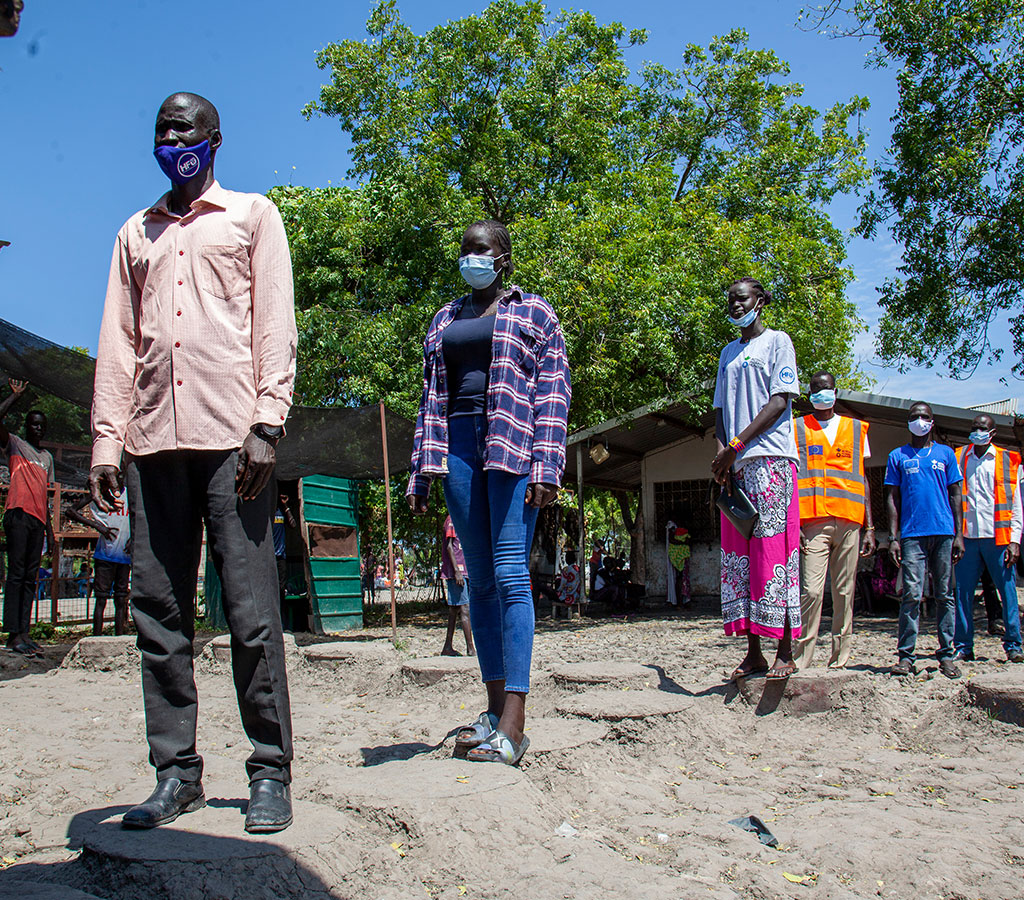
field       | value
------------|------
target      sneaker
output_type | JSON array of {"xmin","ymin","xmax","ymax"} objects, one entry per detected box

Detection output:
[
  {"xmin": 1007, "ymin": 650, "xmax": 1024, "ymax": 664},
  {"xmin": 989, "ymin": 620, "xmax": 1007, "ymax": 637},
  {"xmin": 890, "ymin": 658, "xmax": 915, "ymax": 677},
  {"xmin": 939, "ymin": 658, "xmax": 962, "ymax": 679}
]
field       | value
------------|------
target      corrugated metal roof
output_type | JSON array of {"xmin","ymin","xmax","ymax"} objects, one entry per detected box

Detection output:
[
  {"xmin": 970, "ymin": 397, "xmax": 1019, "ymax": 417},
  {"xmin": 566, "ymin": 388, "xmax": 1022, "ymax": 490}
]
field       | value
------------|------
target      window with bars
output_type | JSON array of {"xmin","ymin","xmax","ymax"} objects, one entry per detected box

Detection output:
[{"xmin": 653, "ymin": 479, "xmax": 720, "ymax": 544}]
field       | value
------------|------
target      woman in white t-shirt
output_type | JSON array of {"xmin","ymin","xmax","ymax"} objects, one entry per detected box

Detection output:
[{"xmin": 711, "ymin": 277, "xmax": 802, "ymax": 681}]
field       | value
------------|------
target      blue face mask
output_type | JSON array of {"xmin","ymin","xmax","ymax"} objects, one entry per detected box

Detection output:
[
  {"xmin": 809, "ymin": 389, "xmax": 836, "ymax": 410},
  {"xmin": 727, "ymin": 307, "xmax": 758, "ymax": 328},
  {"xmin": 969, "ymin": 429, "xmax": 994, "ymax": 447},
  {"xmin": 458, "ymin": 253, "xmax": 503, "ymax": 290},
  {"xmin": 154, "ymin": 140, "xmax": 212, "ymax": 185}
]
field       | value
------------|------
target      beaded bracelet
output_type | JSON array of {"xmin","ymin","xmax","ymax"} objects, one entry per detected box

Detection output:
[{"xmin": 728, "ymin": 436, "xmax": 745, "ymax": 453}]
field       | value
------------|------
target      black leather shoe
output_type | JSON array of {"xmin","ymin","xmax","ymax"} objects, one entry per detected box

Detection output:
[
  {"xmin": 244, "ymin": 779, "xmax": 292, "ymax": 834},
  {"xmin": 989, "ymin": 620, "xmax": 1007, "ymax": 637},
  {"xmin": 122, "ymin": 778, "xmax": 206, "ymax": 829}
]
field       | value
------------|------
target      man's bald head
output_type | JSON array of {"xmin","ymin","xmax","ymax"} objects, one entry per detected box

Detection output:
[{"xmin": 159, "ymin": 92, "xmax": 220, "ymax": 132}]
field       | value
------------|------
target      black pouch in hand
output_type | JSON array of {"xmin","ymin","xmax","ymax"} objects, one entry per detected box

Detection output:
[{"xmin": 708, "ymin": 474, "xmax": 759, "ymax": 540}]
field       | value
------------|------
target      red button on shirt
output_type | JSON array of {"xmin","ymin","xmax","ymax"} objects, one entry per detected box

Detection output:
[
  {"xmin": 178, "ymin": 280, "xmax": 183, "ymax": 285},
  {"xmin": 177, "ymin": 380, "xmax": 182, "ymax": 386},
  {"xmin": 174, "ymin": 342, "xmax": 180, "ymax": 348},
  {"xmin": 179, "ymin": 251, "xmax": 184, "ymax": 256},
  {"xmin": 176, "ymin": 310, "xmax": 182, "ymax": 316}
]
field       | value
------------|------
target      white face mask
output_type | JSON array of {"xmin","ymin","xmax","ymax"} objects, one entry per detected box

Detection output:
[{"xmin": 908, "ymin": 417, "xmax": 933, "ymax": 437}]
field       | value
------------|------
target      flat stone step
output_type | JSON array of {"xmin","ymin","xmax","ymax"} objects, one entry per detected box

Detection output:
[
  {"xmin": 65, "ymin": 785, "xmax": 360, "ymax": 900},
  {"xmin": 524, "ymin": 717, "xmax": 608, "ymax": 753},
  {"xmin": 303, "ymin": 640, "xmax": 395, "ymax": 664},
  {"xmin": 401, "ymin": 655, "xmax": 479, "ymax": 686},
  {"xmin": 0, "ymin": 881, "xmax": 108, "ymax": 900},
  {"xmin": 556, "ymin": 688, "xmax": 692, "ymax": 721},
  {"xmin": 549, "ymin": 661, "xmax": 659, "ymax": 689},
  {"xmin": 733, "ymin": 667, "xmax": 862, "ymax": 715},
  {"xmin": 203, "ymin": 632, "xmax": 298, "ymax": 664},
  {"xmin": 60, "ymin": 636, "xmax": 138, "ymax": 672},
  {"xmin": 967, "ymin": 671, "xmax": 1024, "ymax": 726}
]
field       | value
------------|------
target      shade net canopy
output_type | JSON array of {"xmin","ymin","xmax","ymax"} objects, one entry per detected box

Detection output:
[{"xmin": 0, "ymin": 316, "xmax": 414, "ymax": 482}]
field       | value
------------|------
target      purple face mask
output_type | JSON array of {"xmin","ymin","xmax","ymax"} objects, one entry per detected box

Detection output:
[{"xmin": 154, "ymin": 140, "xmax": 211, "ymax": 185}]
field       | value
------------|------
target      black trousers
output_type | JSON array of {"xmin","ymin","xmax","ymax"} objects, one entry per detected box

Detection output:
[
  {"xmin": 3, "ymin": 508, "xmax": 45, "ymax": 636},
  {"xmin": 126, "ymin": 450, "xmax": 293, "ymax": 785},
  {"xmin": 92, "ymin": 559, "xmax": 131, "ymax": 636}
]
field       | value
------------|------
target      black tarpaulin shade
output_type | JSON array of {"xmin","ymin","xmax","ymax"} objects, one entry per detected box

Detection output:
[{"xmin": 0, "ymin": 316, "xmax": 414, "ymax": 480}]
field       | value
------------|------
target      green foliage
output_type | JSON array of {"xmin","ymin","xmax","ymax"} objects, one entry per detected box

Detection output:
[
  {"xmin": 808, "ymin": 1, "xmax": 1024, "ymax": 375},
  {"xmin": 287, "ymin": 2, "xmax": 869, "ymax": 430}
]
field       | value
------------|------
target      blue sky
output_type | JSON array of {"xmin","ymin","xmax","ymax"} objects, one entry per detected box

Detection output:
[{"xmin": 0, "ymin": 0, "xmax": 1015, "ymax": 407}]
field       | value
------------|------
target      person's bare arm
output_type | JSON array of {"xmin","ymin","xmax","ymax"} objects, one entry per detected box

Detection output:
[
  {"xmin": 861, "ymin": 480, "xmax": 877, "ymax": 557},
  {"xmin": 949, "ymin": 481, "xmax": 965, "ymax": 563},
  {"xmin": 445, "ymin": 539, "xmax": 464, "ymax": 587},
  {"xmin": 711, "ymin": 394, "xmax": 789, "ymax": 486},
  {"xmin": 0, "ymin": 378, "xmax": 28, "ymax": 448},
  {"xmin": 886, "ymin": 485, "xmax": 902, "ymax": 565}
]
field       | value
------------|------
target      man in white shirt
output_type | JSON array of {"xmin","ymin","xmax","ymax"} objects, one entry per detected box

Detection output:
[{"xmin": 953, "ymin": 414, "xmax": 1022, "ymax": 662}]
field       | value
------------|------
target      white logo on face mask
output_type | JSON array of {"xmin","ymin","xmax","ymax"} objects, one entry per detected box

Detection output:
[{"xmin": 177, "ymin": 152, "xmax": 201, "ymax": 178}]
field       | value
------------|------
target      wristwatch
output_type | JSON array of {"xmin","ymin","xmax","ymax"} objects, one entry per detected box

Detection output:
[{"xmin": 251, "ymin": 423, "xmax": 284, "ymax": 445}]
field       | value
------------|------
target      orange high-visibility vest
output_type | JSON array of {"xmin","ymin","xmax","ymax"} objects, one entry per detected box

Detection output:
[
  {"xmin": 955, "ymin": 444, "xmax": 1020, "ymax": 546},
  {"xmin": 795, "ymin": 415, "xmax": 868, "ymax": 525}
]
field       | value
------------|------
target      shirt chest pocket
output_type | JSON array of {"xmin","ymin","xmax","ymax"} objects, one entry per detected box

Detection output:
[
  {"xmin": 200, "ymin": 245, "xmax": 250, "ymax": 300},
  {"xmin": 516, "ymin": 323, "xmax": 544, "ymax": 376}
]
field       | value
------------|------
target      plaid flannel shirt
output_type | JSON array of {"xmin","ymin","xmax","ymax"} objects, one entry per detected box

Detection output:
[{"xmin": 407, "ymin": 287, "xmax": 571, "ymax": 497}]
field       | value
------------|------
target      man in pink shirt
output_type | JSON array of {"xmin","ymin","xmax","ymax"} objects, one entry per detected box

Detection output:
[{"xmin": 90, "ymin": 93, "xmax": 297, "ymax": 834}]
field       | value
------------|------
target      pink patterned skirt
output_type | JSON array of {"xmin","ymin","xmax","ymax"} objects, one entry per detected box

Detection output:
[{"xmin": 720, "ymin": 457, "xmax": 801, "ymax": 639}]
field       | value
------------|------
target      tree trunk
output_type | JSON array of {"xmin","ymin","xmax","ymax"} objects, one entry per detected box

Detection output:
[{"xmin": 615, "ymin": 490, "xmax": 645, "ymax": 584}]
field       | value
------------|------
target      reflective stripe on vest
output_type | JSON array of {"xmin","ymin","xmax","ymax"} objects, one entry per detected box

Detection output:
[
  {"xmin": 956, "ymin": 444, "xmax": 1020, "ymax": 546},
  {"xmin": 795, "ymin": 415, "xmax": 867, "ymax": 524}
]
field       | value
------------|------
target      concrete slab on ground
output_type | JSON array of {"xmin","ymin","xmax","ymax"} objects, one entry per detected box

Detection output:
[
  {"xmin": 556, "ymin": 688, "xmax": 692, "ymax": 721},
  {"xmin": 549, "ymin": 661, "xmax": 659, "ymax": 690},
  {"xmin": 401, "ymin": 655, "xmax": 479, "ymax": 686},
  {"xmin": 59, "ymin": 636, "xmax": 138, "ymax": 672},
  {"xmin": 203, "ymin": 632, "xmax": 298, "ymax": 664},
  {"xmin": 524, "ymin": 716, "xmax": 608, "ymax": 753},
  {"xmin": 966, "ymin": 671, "xmax": 1024, "ymax": 726},
  {"xmin": 0, "ymin": 881, "xmax": 109, "ymax": 900},
  {"xmin": 63, "ymin": 787, "xmax": 360, "ymax": 900},
  {"xmin": 734, "ymin": 667, "xmax": 862, "ymax": 715},
  {"xmin": 303, "ymin": 641, "xmax": 395, "ymax": 664}
]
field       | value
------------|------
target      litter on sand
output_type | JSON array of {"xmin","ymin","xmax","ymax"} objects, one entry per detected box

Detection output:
[{"xmin": 728, "ymin": 815, "xmax": 780, "ymax": 848}]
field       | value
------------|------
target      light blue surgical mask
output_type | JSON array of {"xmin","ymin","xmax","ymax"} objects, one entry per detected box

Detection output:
[
  {"xmin": 809, "ymin": 389, "xmax": 836, "ymax": 410},
  {"xmin": 969, "ymin": 429, "xmax": 994, "ymax": 447},
  {"xmin": 727, "ymin": 307, "xmax": 758, "ymax": 328},
  {"xmin": 458, "ymin": 253, "xmax": 503, "ymax": 290}
]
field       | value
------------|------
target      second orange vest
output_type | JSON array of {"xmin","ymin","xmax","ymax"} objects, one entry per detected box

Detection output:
[
  {"xmin": 955, "ymin": 444, "xmax": 1020, "ymax": 546},
  {"xmin": 795, "ymin": 415, "xmax": 868, "ymax": 525}
]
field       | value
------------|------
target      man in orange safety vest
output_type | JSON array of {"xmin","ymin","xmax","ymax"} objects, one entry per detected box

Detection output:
[
  {"xmin": 953, "ymin": 414, "xmax": 1022, "ymax": 663},
  {"xmin": 793, "ymin": 371, "xmax": 876, "ymax": 670}
]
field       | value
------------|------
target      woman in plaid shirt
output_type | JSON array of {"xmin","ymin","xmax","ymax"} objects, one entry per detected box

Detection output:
[{"xmin": 407, "ymin": 220, "xmax": 571, "ymax": 766}]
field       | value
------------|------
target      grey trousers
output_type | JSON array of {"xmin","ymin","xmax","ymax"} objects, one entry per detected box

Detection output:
[{"xmin": 126, "ymin": 450, "xmax": 293, "ymax": 785}]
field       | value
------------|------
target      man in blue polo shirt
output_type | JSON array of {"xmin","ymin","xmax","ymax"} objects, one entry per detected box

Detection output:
[{"xmin": 884, "ymin": 401, "xmax": 964, "ymax": 678}]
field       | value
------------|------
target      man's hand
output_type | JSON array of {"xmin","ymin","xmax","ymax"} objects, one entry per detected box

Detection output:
[
  {"xmin": 525, "ymin": 482, "xmax": 558, "ymax": 508},
  {"xmin": 860, "ymin": 530, "xmax": 877, "ymax": 558},
  {"xmin": 236, "ymin": 431, "xmax": 275, "ymax": 500},
  {"xmin": 1006, "ymin": 541, "xmax": 1020, "ymax": 569},
  {"xmin": 889, "ymin": 538, "xmax": 902, "ymax": 567},
  {"xmin": 799, "ymin": 529, "xmax": 808, "ymax": 553},
  {"xmin": 89, "ymin": 465, "xmax": 123, "ymax": 512},
  {"xmin": 8, "ymin": 378, "xmax": 27, "ymax": 394},
  {"xmin": 99, "ymin": 525, "xmax": 118, "ymax": 542},
  {"xmin": 407, "ymin": 494, "xmax": 429, "ymax": 516},
  {"xmin": 454, "ymin": 568, "xmax": 465, "ymax": 587},
  {"xmin": 952, "ymin": 534, "xmax": 965, "ymax": 565}
]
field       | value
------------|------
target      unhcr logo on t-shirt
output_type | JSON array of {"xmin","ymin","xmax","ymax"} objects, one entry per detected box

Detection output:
[{"xmin": 177, "ymin": 151, "xmax": 201, "ymax": 179}]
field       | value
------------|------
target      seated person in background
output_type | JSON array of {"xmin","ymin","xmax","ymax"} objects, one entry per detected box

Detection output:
[
  {"xmin": 556, "ymin": 550, "xmax": 582, "ymax": 605},
  {"xmin": 592, "ymin": 556, "xmax": 626, "ymax": 608}
]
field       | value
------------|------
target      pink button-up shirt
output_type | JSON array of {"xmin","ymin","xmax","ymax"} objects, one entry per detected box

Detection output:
[{"xmin": 91, "ymin": 181, "xmax": 297, "ymax": 468}]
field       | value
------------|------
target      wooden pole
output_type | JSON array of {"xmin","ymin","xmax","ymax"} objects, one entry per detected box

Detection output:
[
  {"xmin": 379, "ymin": 401, "xmax": 398, "ymax": 642},
  {"xmin": 577, "ymin": 444, "xmax": 586, "ymax": 608}
]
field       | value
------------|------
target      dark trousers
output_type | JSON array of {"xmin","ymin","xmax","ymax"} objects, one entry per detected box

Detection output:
[
  {"xmin": 93, "ymin": 559, "xmax": 131, "ymax": 636},
  {"xmin": 3, "ymin": 508, "xmax": 45, "ymax": 636},
  {"xmin": 126, "ymin": 450, "xmax": 293, "ymax": 785}
]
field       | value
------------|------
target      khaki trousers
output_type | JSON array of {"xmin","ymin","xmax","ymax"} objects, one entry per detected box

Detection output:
[{"xmin": 793, "ymin": 517, "xmax": 861, "ymax": 670}]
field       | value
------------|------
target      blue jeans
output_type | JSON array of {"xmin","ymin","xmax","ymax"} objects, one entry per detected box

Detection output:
[
  {"xmin": 955, "ymin": 538, "xmax": 1022, "ymax": 655},
  {"xmin": 442, "ymin": 415, "xmax": 539, "ymax": 693},
  {"xmin": 898, "ymin": 536, "xmax": 955, "ymax": 662}
]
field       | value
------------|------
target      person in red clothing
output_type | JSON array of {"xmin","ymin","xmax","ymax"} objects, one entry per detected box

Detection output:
[{"xmin": 1, "ymin": 378, "xmax": 55, "ymax": 657}]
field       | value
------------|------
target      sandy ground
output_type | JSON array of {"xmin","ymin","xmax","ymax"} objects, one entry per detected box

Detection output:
[{"xmin": 1, "ymin": 601, "xmax": 1023, "ymax": 900}]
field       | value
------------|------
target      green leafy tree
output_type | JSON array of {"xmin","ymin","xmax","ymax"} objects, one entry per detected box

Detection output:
[{"xmin": 806, "ymin": 0, "xmax": 1024, "ymax": 375}]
